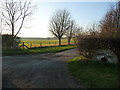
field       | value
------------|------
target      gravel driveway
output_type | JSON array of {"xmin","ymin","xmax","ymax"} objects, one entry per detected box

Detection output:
[{"xmin": 2, "ymin": 48, "xmax": 84, "ymax": 88}]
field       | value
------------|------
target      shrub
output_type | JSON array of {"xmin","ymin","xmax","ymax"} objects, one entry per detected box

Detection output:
[
  {"xmin": 2, "ymin": 34, "xmax": 21, "ymax": 50},
  {"xmin": 77, "ymin": 35, "xmax": 120, "ymax": 61}
]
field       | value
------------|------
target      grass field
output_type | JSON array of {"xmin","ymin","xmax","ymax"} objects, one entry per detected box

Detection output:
[
  {"xmin": 2, "ymin": 45, "xmax": 76, "ymax": 56},
  {"xmin": 67, "ymin": 57, "xmax": 119, "ymax": 88},
  {"xmin": 19, "ymin": 38, "xmax": 75, "ymax": 48}
]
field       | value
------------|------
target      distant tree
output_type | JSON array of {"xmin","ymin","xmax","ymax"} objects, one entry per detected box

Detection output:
[
  {"xmin": 49, "ymin": 9, "xmax": 71, "ymax": 45},
  {"xmin": 73, "ymin": 26, "xmax": 84, "ymax": 37},
  {"xmin": 66, "ymin": 20, "xmax": 76, "ymax": 45},
  {"xmin": 1, "ymin": 0, "xmax": 36, "ymax": 47},
  {"xmin": 88, "ymin": 23, "xmax": 100, "ymax": 37}
]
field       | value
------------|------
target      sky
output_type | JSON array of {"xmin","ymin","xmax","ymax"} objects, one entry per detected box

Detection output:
[{"xmin": 1, "ymin": 0, "xmax": 117, "ymax": 38}]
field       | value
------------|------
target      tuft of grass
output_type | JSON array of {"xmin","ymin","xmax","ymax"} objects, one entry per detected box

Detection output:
[
  {"xmin": 2, "ymin": 45, "xmax": 76, "ymax": 56},
  {"xmin": 67, "ymin": 56, "xmax": 88, "ymax": 62},
  {"xmin": 67, "ymin": 57, "xmax": 119, "ymax": 88}
]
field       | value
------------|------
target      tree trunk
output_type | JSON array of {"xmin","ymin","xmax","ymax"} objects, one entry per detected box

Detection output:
[
  {"xmin": 11, "ymin": 22, "xmax": 14, "ymax": 49},
  {"xmin": 58, "ymin": 38, "xmax": 61, "ymax": 46},
  {"xmin": 68, "ymin": 38, "xmax": 71, "ymax": 45}
]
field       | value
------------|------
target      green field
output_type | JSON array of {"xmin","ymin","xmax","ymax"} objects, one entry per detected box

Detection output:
[
  {"xmin": 67, "ymin": 57, "xmax": 119, "ymax": 88},
  {"xmin": 19, "ymin": 38, "xmax": 75, "ymax": 48}
]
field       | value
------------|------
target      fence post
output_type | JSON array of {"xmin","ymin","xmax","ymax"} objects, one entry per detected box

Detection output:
[
  {"xmin": 30, "ymin": 43, "xmax": 32, "ymax": 48},
  {"xmin": 23, "ymin": 42, "xmax": 24, "ymax": 49},
  {"xmin": 49, "ymin": 42, "xmax": 50, "ymax": 46},
  {"xmin": 40, "ymin": 42, "xmax": 42, "ymax": 47},
  {"xmin": 23, "ymin": 42, "xmax": 24, "ymax": 46},
  {"xmin": 55, "ymin": 42, "xmax": 56, "ymax": 46}
]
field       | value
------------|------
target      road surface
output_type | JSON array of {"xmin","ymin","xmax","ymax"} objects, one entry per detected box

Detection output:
[{"xmin": 2, "ymin": 48, "xmax": 85, "ymax": 88}]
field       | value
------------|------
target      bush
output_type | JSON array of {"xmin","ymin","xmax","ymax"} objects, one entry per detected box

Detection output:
[
  {"xmin": 77, "ymin": 35, "xmax": 120, "ymax": 61},
  {"xmin": 2, "ymin": 34, "xmax": 21, "ymax": 50}
]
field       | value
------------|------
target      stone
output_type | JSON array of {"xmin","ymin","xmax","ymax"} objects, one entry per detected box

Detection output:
[{"xmin": 92, "ymin": 49, "xmax": 118, "ymax": 64}]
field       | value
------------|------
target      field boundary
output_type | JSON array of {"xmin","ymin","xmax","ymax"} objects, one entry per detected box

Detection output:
[{"xmin": 19, "ymin": 39, "xmax": 75, "ymax": 49}]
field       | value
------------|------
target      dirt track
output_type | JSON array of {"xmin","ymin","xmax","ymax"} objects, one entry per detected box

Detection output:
[{"xmin": 2, "ymin": 48, "xmax": 85, "ymax": 88}]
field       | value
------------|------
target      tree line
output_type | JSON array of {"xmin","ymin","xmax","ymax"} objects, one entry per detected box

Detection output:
[{"xmin": 77, "ymin": 1, "xmax": 120, "ymax": 60}]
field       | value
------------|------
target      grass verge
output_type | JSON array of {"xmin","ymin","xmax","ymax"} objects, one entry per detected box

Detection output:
[
  {"xmin": 67, "ymin": 56, "xmax": 119, "ymax": 88},
  {"xmin": 2, "ymin": 45, "xmax": 76, "ymax": 56}
]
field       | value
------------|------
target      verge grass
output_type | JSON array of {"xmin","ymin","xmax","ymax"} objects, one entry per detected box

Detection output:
[
  {"xmin": 67, "ymin": 56, "xmax": 119, "ymax": 88},
  {"xmin": 2, "ymin": 45, "xmax": 76, "ymax": 56}
]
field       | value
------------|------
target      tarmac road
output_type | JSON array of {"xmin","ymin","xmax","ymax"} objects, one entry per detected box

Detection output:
[{"xmin": 2, "ymin": 48, "xmax": 85, "ymax": 88}]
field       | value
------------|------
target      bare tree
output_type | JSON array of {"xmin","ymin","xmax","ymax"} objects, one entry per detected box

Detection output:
[
  {"xmin": 99, "ymin": 1, "xmax": 120, "ymax": 38},
  {"xmin": 116, "ymin": 1, "xmax": 120, "ymax": 29},
  {"xmin": 1, "ymin": 0, "xmax": 36, "ymax": 47},
  {"xmin": 88, "ymin": 23, "xmax": 100, "ymax": 37},
  {"xmin": 66, "ymin": 20, "xmax": 76, "ymax": 45},
  {"xmin": 73, "ymin": 26, "xmax": 84, "ymax": 36},
  {"xmin": 49, "ymin": 9, "xmax": 71, "ymax": 45}
]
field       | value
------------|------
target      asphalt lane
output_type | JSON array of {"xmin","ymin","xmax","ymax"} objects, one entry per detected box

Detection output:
[{"xmin": 2, "ymin": 49, "xmax": 84, "ymax": 88}]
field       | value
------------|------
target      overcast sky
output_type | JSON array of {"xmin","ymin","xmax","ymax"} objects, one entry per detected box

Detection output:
[{"xmin": 1, "ymin": 0, "xmax": 117, "ymax": 38}]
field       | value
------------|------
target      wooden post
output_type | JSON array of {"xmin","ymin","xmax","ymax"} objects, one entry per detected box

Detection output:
[
  {"xmin": 55, "ymin": 42, "xmax": 56, "ymax": 46},
  {"xmin": 30, "ymin": 43, "xmax": 32, "ymax": 48},
  {"xmin": 49, "ymin": 42, "xmax": 50, "ymax": 46},
  {"xmin": 23, "ymin": 42, "xmax": 24, "ymax": 49},
  {"xmin": 40, "ymin": 42, "xmax": 42, "ymax": 47},
  {"xmin": 23, "ymin": 42, "xmax": 24, "ymax": 45}
]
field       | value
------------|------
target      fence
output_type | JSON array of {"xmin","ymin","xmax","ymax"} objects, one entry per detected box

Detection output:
[{"xmin": 19, "ymin": 41, "xmax": 75, "ymax": 49}]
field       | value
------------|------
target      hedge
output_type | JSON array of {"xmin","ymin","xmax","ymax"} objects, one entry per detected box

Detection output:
[{"xmin": 77, "ymin": 36, "xmax": 120, "ymax": 61}]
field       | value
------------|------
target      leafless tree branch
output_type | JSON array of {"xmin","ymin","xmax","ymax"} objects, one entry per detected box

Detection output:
[{"xmin": 1, "ymin": 0, "xmax": 37, "ymax": 41}]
